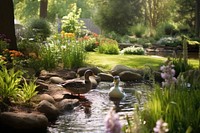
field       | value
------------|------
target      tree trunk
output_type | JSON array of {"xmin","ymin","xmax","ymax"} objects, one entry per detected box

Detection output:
[
  {"xmin": 40, "ymin": 0, "xmax": 48, "ymax": 18},
  {"xmin": 195, "ymin": 0, "xmax": 200, "ymax": 37},
  {"xmin": 0, "ymin": 0, "xmax": 17, "ymax": 50}
]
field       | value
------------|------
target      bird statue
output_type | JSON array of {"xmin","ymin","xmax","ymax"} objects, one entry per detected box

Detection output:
[
  {"xmin": 59, "ymin": 70, "xmax": 94, "ymax": 95},
  {"xmin": 109, "ymin": 76, "xmax": 126, "ymax": 100}
]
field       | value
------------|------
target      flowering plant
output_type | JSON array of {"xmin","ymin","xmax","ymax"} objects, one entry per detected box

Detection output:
[
  {"xmin": 105, "ymin": 108, "xmax": 122, "ymax": 133},
  {"xmin": 80, "ymin": 33, "xmax": 99, "ymax": 51},
  {"xmin": 160, "ymin": 60, "xmax": 177, "ymax": 88},
  {"xmin": 2, "ymin": 49, "xmax": 24, "ymax": 62},
  {"xmin": 153, "ymin": 118, "xmax": 169, "ymax": 133}
]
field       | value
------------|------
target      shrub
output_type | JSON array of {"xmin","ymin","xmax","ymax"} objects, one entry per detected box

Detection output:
[
  {"xmin": 172, "ymin": 57, "xmax": 193, "ymax": 77},
  {"xmin": 155, "ymin": 22, "xmax": 177, "ymax": 39},
  {"xmin": 131, "ymin": 24, "xmax": 146, "ymax": 38},
  {"xmin": 82, "ymin": 33, "xmax": 99, "ymax": 52},
  {"xmin": 61, "ymin": 3, "xmax": 85, "ymax": 36},
  {"xmin": 104, "ymin": 31, "xmax": 129, "ymax": 43},
  {"xmin": 95, "ymin": 38, "xmax": 119, "ymax": 54},
  {"xmin": 156, "ymin": 37, "xmax": 181, "ymax": 47},
  {"xmin": 121, "ymin": 46, "xmax": 145, "ymax": 55},
  {"xmin": 17, "ymin": 38, "xmax": 41, "ymax": 56},
  {"xmin": 26, "ymin": 18, "xmax": 51, "ymax": 41}
]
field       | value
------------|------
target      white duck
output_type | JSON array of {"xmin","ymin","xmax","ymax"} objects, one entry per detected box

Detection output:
[{"xmin": 109, "ymin": 76, "xmax": 126, "ymax": 99}]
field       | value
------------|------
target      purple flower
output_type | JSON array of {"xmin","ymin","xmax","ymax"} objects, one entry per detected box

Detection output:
[
  {"xmin": 160, "ymin": 61, "xmax": 177, "ymax": 88},
  {"xmin": 105, "ymin": 108, "xmax": 122, "ymax": 133},
  {"xmin": 153, "ymin": 118, "xmax": 169, "ymax": 133}
]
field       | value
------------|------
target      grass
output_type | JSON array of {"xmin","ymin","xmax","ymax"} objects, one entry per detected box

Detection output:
[{"xmin": 85, "ymin": 52, "xmax": 199, "ymax": 71}]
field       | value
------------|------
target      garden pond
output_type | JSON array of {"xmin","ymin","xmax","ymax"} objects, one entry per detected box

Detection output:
[{"xmin": 47, "ymin": 82, "xmax": 149, "ymax": 133}]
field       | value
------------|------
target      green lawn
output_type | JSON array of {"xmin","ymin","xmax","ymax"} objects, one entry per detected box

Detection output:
[{"xmin": 85, "ymin": 52, "xmax": 199, "ymax": 71}]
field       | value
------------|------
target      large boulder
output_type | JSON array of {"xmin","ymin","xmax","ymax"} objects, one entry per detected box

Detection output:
[
  {"xmin": 50, "ymin": 76, "xmax": 65, "ymax": 84},
  {"xmin": 57, "ymin": 99, "xmax": 79, "ymax": 111},
  {"xmin": 0, "ymin": 112, "xmax": 48, "ymax": 133},
  {"xmin": 77, "ymin": 67, "xmax": 102, "ymax": 77},
  {"xmin": 98, "ymin": 73, "xmax": 113, "ymax": 82},
  {"xmin": 38, "ymin": 94, "xmax": 55, "ymax": 103},
  {"xmin": 119, "ymin": 71, "xmax": 143, "ymax": 82},
  {"xmin": 111, "ymin": 65, "xmax": 144, "ymax": 76},
  {"xmin": 36, "ymin": 100, "xmax": 60, "ymax": 121}
]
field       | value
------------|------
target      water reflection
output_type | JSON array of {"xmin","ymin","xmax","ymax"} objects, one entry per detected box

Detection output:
[{"xmin": 48, "ymin": 83, "xmax": 143, "ymax": 133}]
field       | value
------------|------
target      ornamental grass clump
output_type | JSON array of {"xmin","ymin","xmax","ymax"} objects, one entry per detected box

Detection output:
[
  {"xmin": 38, "ymin": 44, "xmax": 58, "ymax": 70},
  {"xmin": 126, "ymin": 58, "xmax": 200, "ymax": 132}
]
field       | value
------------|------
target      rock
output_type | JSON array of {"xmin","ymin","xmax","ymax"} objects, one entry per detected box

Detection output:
[
  {"xmin": 39, "ymin": 70, "xmax": 58, "ymax": 80},
  {"xmin": 36, "ymin": 81, "xmax": 49, "ymax": 92},
  {"xmin": 51, "ymin": 92, "xmax": 65, "ymax": 101},
  {"xmin": 65, "ymin": 71, "xmax": 77, "ymax": 79},
  {"xmin": 119, "ymin": 71, "xmax": 143, "ymax": 81},
  {"xmin": 0, "ymin": 112, "xmax": 48, "ymax": 132},
  {"xmin": 94, "ymin": 75, "xmax": 101, "ymax": 83},
  {"xmin": 54, "ymin": 69, "xmax": 77, "ymax": 79},
  {"xmin": 111, "ymin": 65, "xmax": 144, "ymax": 76},
  {"xmin": 36, "ymin": 100, "xmax": 60, "ymax": 121},
  {"xmin": 38, "ymin": 94, "xmax": 55, "ymax": 103},
  {"xmin": 50, "ymin": 77, "xmax": 65, "ymax": 84},
  {"xmin": 77, "ymin": 67, "xmax": 102, "ymax": 77},
  {"xmin": 38, "ymin": 70, "xmax": 50, "ymax": 80},
  {"xmin": 98, "ymin": 73, "xmax": 113, "ymax": 82},
  {"xmin": 57, "ymin": 99, "xmax": 79, "ymax": 111}
]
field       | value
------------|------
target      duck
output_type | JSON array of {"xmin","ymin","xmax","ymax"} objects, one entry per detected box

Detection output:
[
  {"xmin": 59, "ymin": 70, "xmax": 94, "ymax": 95},
  {"xmin": 109, "ymin": 76, "xmax": 126, "ymax": 100}
]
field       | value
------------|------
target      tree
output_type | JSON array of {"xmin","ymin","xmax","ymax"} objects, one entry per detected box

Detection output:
[
  {"xmin": 175, "ymin": 0, "xmax": 200, "ymax": 37},
  {"xmin": 175, "ymin": 0, "xmax": 195, "ymax": 30},
  {"xmin": 40, "ymin": 0, "xmax": 48, "ymax": 18},
  {"xmin": 144, "ymin": 0, "xmax": 176, "ymax": 28},
  {"xmin": 195, "ymin": 0, "xmax": 200, "ymax": 37},
  {"xmin": 0, "ymin": 0, "xmax": 17, "ymax": 50},
  {"xmin": 94, "ymin": 0, "xmax": 143, "ymax": 35},
  {"xmin": 15, "ymin": 0, "xmax": 39, "ymax": 23}
]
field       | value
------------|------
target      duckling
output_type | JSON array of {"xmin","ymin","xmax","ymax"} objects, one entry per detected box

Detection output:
[
  {"xmin": 109, "ymin": 76, "xmax": 126, "ymax": 99},
  {"xmin": 60, "ymin": 70, "xmax": 94, "ymax": 95}
]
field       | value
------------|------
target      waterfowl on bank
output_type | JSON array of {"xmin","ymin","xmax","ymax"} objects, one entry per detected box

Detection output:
[
  {"xmin": 59, "ymin": 70, "xmax": 94, "ymax": 95},
  {"xmin": 109, "ymin": 76, "xmax": 126, "ymax": 100}
]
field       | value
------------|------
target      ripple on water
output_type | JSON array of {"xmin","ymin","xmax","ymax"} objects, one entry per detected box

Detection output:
[{"xmin": 48, "ymin": 83, "xmax": 145, "ymax": 133}]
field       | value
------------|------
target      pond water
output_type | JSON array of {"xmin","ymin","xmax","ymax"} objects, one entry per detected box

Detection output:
[{"xmin": 47, "ymin": 82, "xmax": 147, "ymax": 133}]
